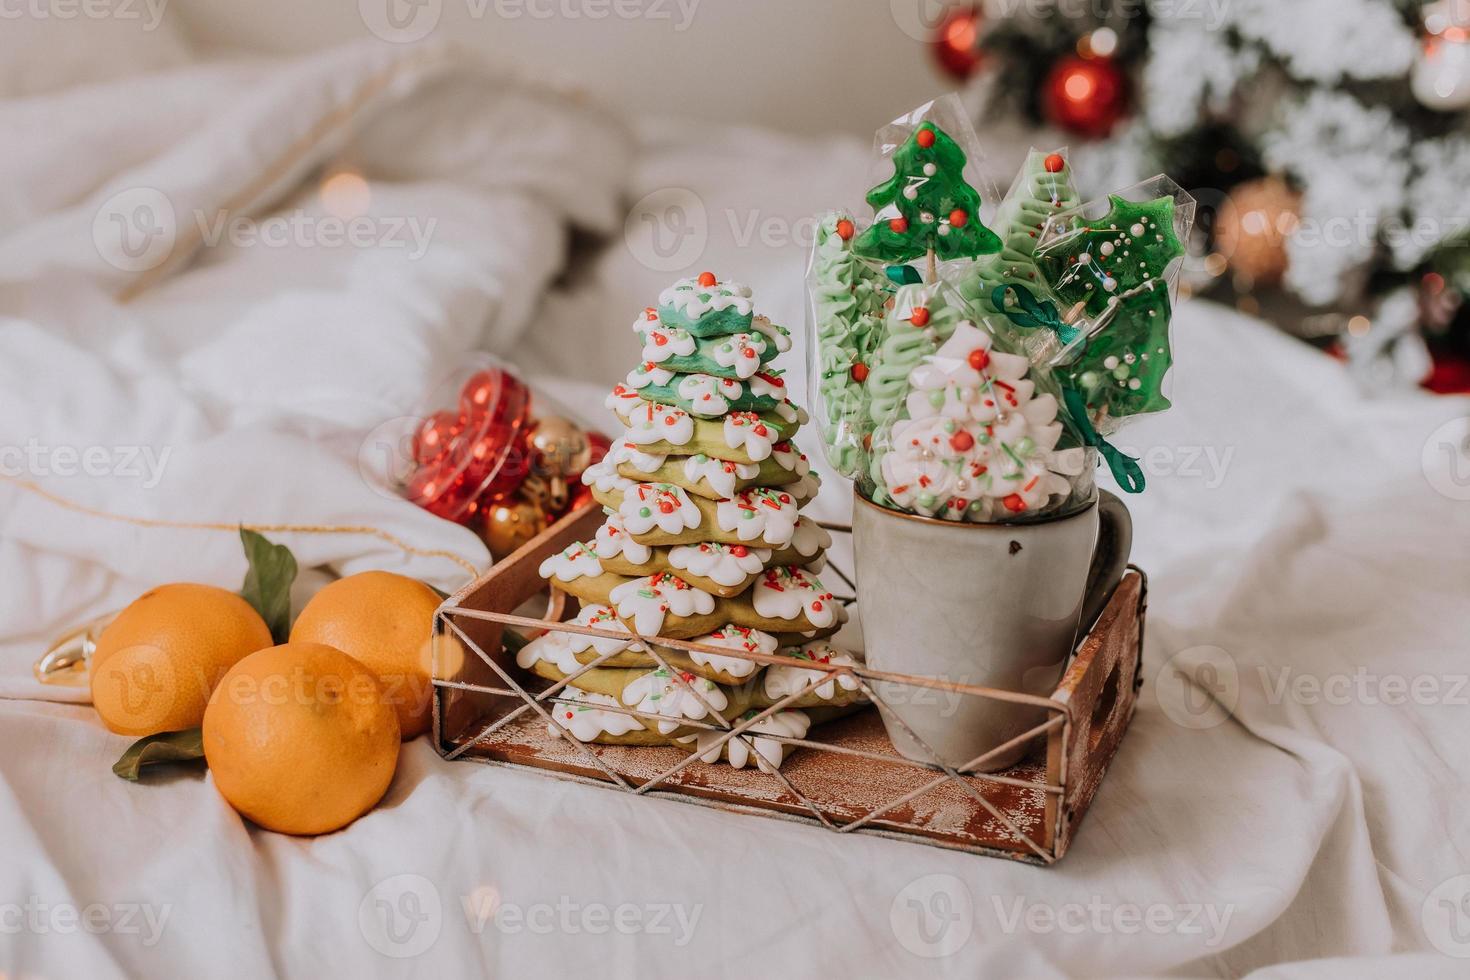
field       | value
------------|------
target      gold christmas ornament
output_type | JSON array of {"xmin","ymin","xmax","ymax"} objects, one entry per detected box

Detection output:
[
  {"xmin": 1215, "ymin": 176, "xmax": 1301, "ymax": 288},
  {"xmin": 482, "ymin": 497, "xmax": 547, "ymax": 560},
  {"xmin": 527, "ymin": 416, "xmax": 592, "ymax": 478}
]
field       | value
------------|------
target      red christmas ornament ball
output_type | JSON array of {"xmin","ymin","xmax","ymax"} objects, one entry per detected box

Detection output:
[
  {"xmin": 1042, "ymin": 55, "xmax": 1128, "ymax": 138},
  {"xmin": 412, "ymin": 410, "xmax": 462, "ymax": 466},
  {"xmin": 930, "ymin": 6, "xmax": 985, "ymax": 81},
  {"xmin": 915, "ymin": 126, "xmax": 936, "ymax": 149},
  {"xmin": 406, "ymin": 461, "xmax": 477, "ymax": 522},
  {"xmin": 459, "ymin": 367, "xmax": 531, "ymax": 428},
  {"xmin": 850, "ymin": 361, "xmax": 869, "ymax": 383},
  {"xmin": 1044, "ymin": 153, "xmax": 1066, "ymax": 173},
  {"xmin": 949, "ymin": 209, "xmax": 968, "ymax": 228},
  {"xmin": 910, "ymin": 307, "xmax": 931, "ymax": 327},
  {"xmin": 697, "ymin": 271, "xmax": 717, "ymax": 287},
  {"xmin": 888, "ymin": 217, "xmax": 909, "ymax": 233},
  {"xmin": 967, "ymin": 348, "xmax": 990, "ymax": 371},
  {"xmin": 950, "ymin": 430, "xmax": 975, "ymax": 452},
  {"xmin": 835, "ymin": 218, "xmax": 855, "ymax": 241}
]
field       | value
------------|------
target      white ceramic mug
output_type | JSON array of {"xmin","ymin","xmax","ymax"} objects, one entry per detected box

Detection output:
[{"xmin": 852, "ymin": 489, "xmax": 1132, "ymax": 772}]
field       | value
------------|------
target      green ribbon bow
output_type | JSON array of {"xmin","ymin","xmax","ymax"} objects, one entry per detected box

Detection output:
[
  {"xmin": 886, "ymin": 264, "xmax": 923, "ymax": 286},
  {"xmin": 991, "ymin": 283, "xmax": 1082, "ymax": 346},
  {"xmin": 1062, "ymin": 387, "xmax": 1145, "ymax": 493}
]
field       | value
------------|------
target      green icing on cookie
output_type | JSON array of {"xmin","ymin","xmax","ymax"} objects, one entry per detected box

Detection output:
[{"xmin": 656, "ymin": 276, "xmax": 755, "ymax": 337}]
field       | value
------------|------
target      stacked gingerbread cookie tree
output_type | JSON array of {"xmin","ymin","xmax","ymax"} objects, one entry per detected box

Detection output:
[{"xmin": 521, "ymin": 273, "xmax": 864, "ymax": 771}]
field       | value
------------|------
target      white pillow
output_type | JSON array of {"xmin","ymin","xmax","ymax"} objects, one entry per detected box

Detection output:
[{"xmin": 0, "ymin": 0, "xmax": 193, "ymax": 97}]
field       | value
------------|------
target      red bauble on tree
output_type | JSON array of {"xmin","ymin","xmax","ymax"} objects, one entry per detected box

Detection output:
[
  {"xmin": 1042, "ymin": 54, "xmax": 1129, "ymax": 138},
  {"xmin": 931, "ymin": 5, "xmax": 985, "ymax": 81}
]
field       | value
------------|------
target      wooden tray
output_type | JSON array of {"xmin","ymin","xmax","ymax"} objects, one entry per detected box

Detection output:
[{"xmin": 432, "ymin": 504, "xmax": 1146, "ymax": 864}]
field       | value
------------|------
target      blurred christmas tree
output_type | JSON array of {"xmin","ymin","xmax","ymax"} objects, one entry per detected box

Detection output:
[{"xmin": 937, "ymin": 0, "xmax": 1470, "ymax": 392}]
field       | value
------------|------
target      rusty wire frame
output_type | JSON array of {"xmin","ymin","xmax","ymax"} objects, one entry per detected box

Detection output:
[{"xmin": 432, "ymin": 521, "xmax": 1143, "ymax": 864}]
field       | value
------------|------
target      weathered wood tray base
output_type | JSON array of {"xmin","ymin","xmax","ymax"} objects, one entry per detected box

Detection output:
[{"xmin": 434, "ymin": 505, "xmax": 1146, "ymax": 864}]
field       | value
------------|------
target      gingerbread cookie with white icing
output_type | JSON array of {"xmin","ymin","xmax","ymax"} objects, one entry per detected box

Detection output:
[
  {"xmin": 591, "ymin": 483, "xmax": 803, "ymax": 549},
  {"xmin": 653, "ymin": 274, "xmax": 795, "ymax": 346},
  {"xmin": 626, "ymin": 366, "xmax": 791, "ymax": 419},
  {"xmin": 545, "ymin": 688, "xmax": 669, "ymax": 746},
  {"xmin": 598, "ymin": 540, "xmax": 777, "ymax": 598},
  {"xmin": 614, "ymin": 443, "xmax": 807, "ymax": 499},
  {"xmin": 628, "ymin": 311, "xmax": 782, "ymax": 380},
  {"xmin": 611, "ymin": 569, "xmax": 847, "ymax": 642},
  {"xmin": 609, "ymin": 393, "xmax": 804, "ymax": 465},
  {"xmin": 757, "ymin": 639, "xmax": 868, "ymax": 709},
  {"xmin": 672, "ymin": 707, "xmax": 811, "ymax": 772}
]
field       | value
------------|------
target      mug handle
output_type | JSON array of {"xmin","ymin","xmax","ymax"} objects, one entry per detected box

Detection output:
[{"xmin": 1078, "ymin": 490, "xmax": 1133, "ymax": 633}]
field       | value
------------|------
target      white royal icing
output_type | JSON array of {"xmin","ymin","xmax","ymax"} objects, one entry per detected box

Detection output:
[
  {"xmin": 681, "ymin": 453, "xmax": 759, "ymax": 499},
  {"xmin": 605, "ymin": 382, "xmax": 647, "ymax": 416},
  {"xmin": 752, "ymin": 567, "xmax": 843, "ymax": 629},
  {"xmin": 581, "ymin": 455, "xmax": 634, "ymax": 494},
  {"xmin": 538, "ymin": 541, "xmax": 602, "ymax": 582},
  {"xmin": 667, "ymin": 541, "xmax": 770, "ymax": 587},
  {"xmin": 675, "ymin": 709, "xmax": 809, "ymax": 771},
  {"xmin": 547, "ymin": 689, "xmax": 645, "ymax": 741},
  {"xmin": 773, "ymin": 402, "xmax": 803, "ymax": 425},
  {"xmin": 637, "ymin": 322, "xmax": 697, "ymax": 363},
  {"xmin": 711, "ymin": 332, "xmax": 769, "ymax": 379},
  {"xmin": 722, "ymin": 411, "xmax": 779, "ymax": 461},
  {"xmin": 879, "ymin": 321, "xmax": 1075, "ymax": 520},
  {"xmin": 769, "ymin": 441, "xmax": 811, "ymax": 476},
  {"xmin": 659, "ymin": 277, "xmax": 754, "ymax": 320},
  {"xmin": 630, "ymin": 306, "xmax": 661, "ymax": 331},
  {"xmin": 621, "ymin": 400, "xmax": 695, "ymax": 448},
  {"xmin": 626, "ymin": 361, "xmax": 676, "ymax": 388},
  {"xmin": 746, "ymin": 370, "xmax": 787, "ymax": 402},
  {"xmin": 686, "ymin": 625, "xmax": 777, "ymax": 679},
  {"xmin": 562, "ymin": 603, "xmax": 645, "ymax": 657},
  {"xmin": 786, "ymin": 517, "xmax": 833, "ymax": 558},
  {"xmin": 751, "ymin": 314, "xmax": 793, "ymax": 353},
  {"xmin": 621, "ymin": 666, "xmax": 729, "ymax": 735},
  {"xmin": 515, "ymin": 632, "xmax": 583, "ymax": 675},
  {"xmin": 763, "ymin": 641, "xmax": 863, "ymax": 702},
  {"xmin": 593, "ymin": 513, "xmax": 653, "ymax": 566},
  {"xmin": 609, "ymin": 573, "xmax": 716, "ymax": 636},
  {"xmin": 787, "ymin": 472, "xmax": 821, "ymax": 504},
  {"xmin": 677, "ymin": 373, "xmax": 744, "ymax": 416},
  {"xmin": 618, "ymin": 483, "xmax": 702, "ymax": 536},
  {"xmin": 715, "ymin": 487, "xmax": 799, "ymax": 547},
  {"xmin": 610, "ymin": 439, "xmax": 668, "ymax": 475}
]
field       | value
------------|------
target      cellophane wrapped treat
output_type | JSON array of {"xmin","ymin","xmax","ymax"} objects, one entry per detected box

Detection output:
[{"xmin": 807, "ymin": 97, "xmax": 1194, "ymax": 518}]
